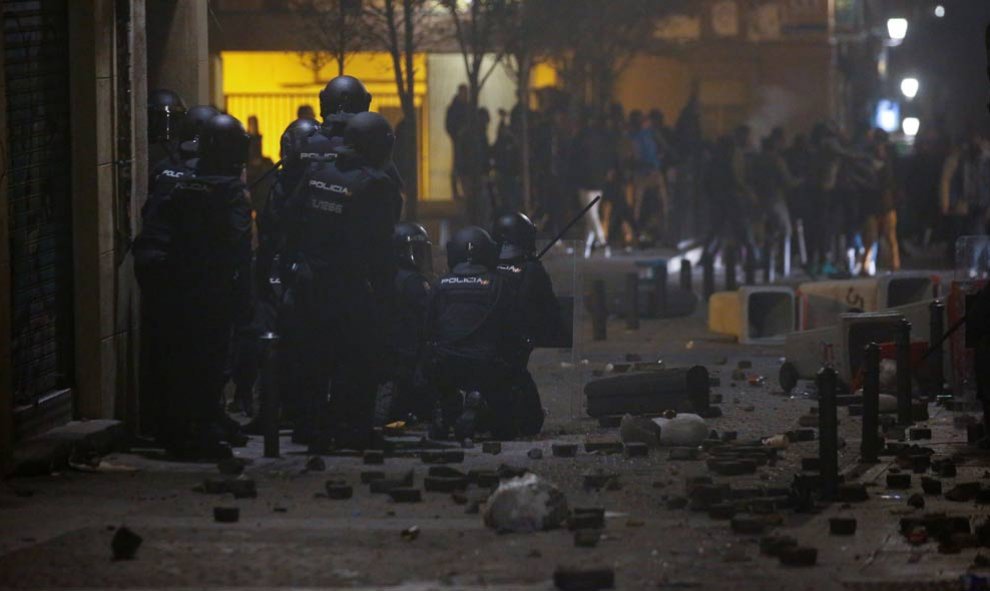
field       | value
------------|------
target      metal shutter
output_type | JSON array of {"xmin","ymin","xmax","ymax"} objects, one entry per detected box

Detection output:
[{"xmin": 3, "ymin": 0, "xmax": 74, "ymax": 412}]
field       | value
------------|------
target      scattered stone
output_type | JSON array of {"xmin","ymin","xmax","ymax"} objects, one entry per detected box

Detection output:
[
  {"xmin": 946, "ymin": 482, "xmax": 982, "ymax": 502},
  {"xmin": 907, "ymin": 494, "xmax": 926, "ymax": 509},
  {"xmin": 887, "ymin": 474, "xmax": 911, "ymax": 489},
  {"xmin": 217, "ymin": 458, "xmax": 248, "ymax": 475},
  {"xmin": 198, "ymin": 478, "xmax": 229, "ymax": 495},
  {"xmin": 921, "ymin": 477, "xmax": 943, "ymax": 496},
  {"xmin": 428, "ymin": 466, "xmax": 465, "ymax": 478},
  {"xmin": 325, "ymin": 482, "xmax": 353, "ymax": 500},
  {"xmin": 624, "ymin": 442, "xmax": 649, "ymax": 458},
  {"xmin": 363, "ymin": 450, "xmax": 384, "ymax": 465},
  {"xmin": 471, "ymin": 470, "xmax": 501, "ymax": 489},
  {"xmin": 574, "ymin": 529, "xmax": 601, "ymax": 547},
  {"xmin": 721, "ymin": 431, "xmax": 738, "ymax": 441},
  {"xmin": 110, "ymin": 526, "xmax": 142, "ymax": 560},
  {"xmin": 388, "ymin": 488, "xmax": 422, "ymax": 503},
  {"xmin": 552, "ymin": 443, "xmax": 578, "ymax": 458},
  {"xmin": 527, "ymin": 448, "xmax": 544, "ymax": 460},
  {"xmin": 909, "ymin": 428, "xmax": 932, "ymax": 441},
  {"xmin": 666, "ymin": 496, "xmax": 689, "ymax": 510},
  {"xmin": 227, "ymin": 478, "xmax": 257, "ymax": 499},
  {"xmin": 597, "ymin": 415, "xmax": 623, "ymax": 428},
  {"xmin": 801, "ymin": 457, "xmax": 820, "ymax": 472},
  {"xmin": 797, "ymin": 415, "xmax": 819, "ymax": 428},
  {"xmin": 937, "ymin": 460, "xmax": 957, "ymax": 478},
  {"xmin": 707, "ymin": 503, "xmax": 737, "ymax": 520},
  {"xmin": 829, "ymin": 517, "xmax": 857, "ymax": 536},
  {"xmin": 360, "ymin": 471, "xmax": 385, "ymax": 484},
  {"xmin": 583, "ymin": 472, "xmax": 620, "ymax": 491},
  {"xmin": 787, "ymin": 429, "xmax": 816, "ymax": 442},
  {"xmin": 760, "ymin": 535, "xmax": 798, "ymax": 557},
  {"xmin": 424, "ymin": 476, "xmax": 468, "ymax": 493},
  {"xmin": 497, "ymin": 464, "xmax": 528, "ymax": 479},
  {"xmin": 553, "ymin": 566, "xmax": 614, "ymax": 591},
  {"xmin": 305, "ymin": 456, "xmax": 326, "ymax": 471},
  {"xmin": 369, "ymin": 470, "xmax": 415, "ymax": 493},
  {"xmin": 669, "ymin": 448, "xmax": 699, "ymax": 461},
  {"xmin": 213, "ymin": 507, "xmax": 240, "ymax": 523},
  {"xmin": 779, "ymin": 546, "xmax": 817, "ymax": 567},
  {"xmin": 618, "ymin": 415, "xmax": 661, "ymax": 448},
  {"xmin": 707, "ymin": 459, "xmax": 757, "ymax": 476},
  {"xmin": 584, "ymin": 438, "xmax": 625, "ymax": 454},
  {"xmin": 400, "ymin": 525, "xmax": 419, "ymax": 541},
  {"xmin": 731, "ymin": 516, "xmax": 766, "ymax": 535},
  {"xmin": 569, "ymin": 507, "xmax": 605, "ymax": 530},
  {"xmin": 484, "ymin": 473, "xmax": 569, "ymax": 533},
  {"xmin": 482, "ymin": 441, "xmax": 502, "ymax": 455}
]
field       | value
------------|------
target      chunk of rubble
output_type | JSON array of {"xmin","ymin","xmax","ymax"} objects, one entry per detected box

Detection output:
[
  {"xmin": 655, "ymin": 413, "xmax": 709, "ymax": 447},
  {"xmin": 111, "ymin": 526, "xmax": 142, "ymax": 560},
  {"xmin": 618, "ymin": 415, "xmax": 661, "ymax": 447},
  {"xmin": 553, "ymin": 566, "xmax": 614, "ymax": 591},
  {"xmin": 483, "ymin": 473, "xmax": 569, "ymax": 533}
]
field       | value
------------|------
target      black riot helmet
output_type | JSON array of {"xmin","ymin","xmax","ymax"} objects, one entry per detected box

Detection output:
[
  {"xmin": 148, "ymin": 88, "xmax": 187, "ymax": 143},
  {"xmin": 198, "ymin": 114, "xmax": 250, "ymax": 175},
  {"xmin": 394, "ymin": 222, "xmax": 433, "ymax": 274},
  {"xmin": 342, "ymin": 112, "xmax": 395, "ymax": 168},
  {"xmin": 179, "ymin": 105, "xmax": 220, "ymax": 155},
  {"xmin": 319, "ymin": 75, "xmax": 372, "ymax": 121},
  {"xmin": 446, "ymin": 226, "xmax": 497, "ymax": 270},
  {"xmin": 492, "ymin": 212, "xmax": 537, "ymax": 261},
  {"xmin": 279, "ymin": 117, "xmax": 320, "ymax": 161}
]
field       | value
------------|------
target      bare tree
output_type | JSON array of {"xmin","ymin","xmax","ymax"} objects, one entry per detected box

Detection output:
[
  {"xmin": 364, "ymin": 0, "xmax": 433, "ymax": 221},
  {"xmin": 443, "ymin": 0, "xmax": 507, "ymax": 224},
  {"xmin": 292, "ymin": 0, "xmax": 369, "ymax": 76}
]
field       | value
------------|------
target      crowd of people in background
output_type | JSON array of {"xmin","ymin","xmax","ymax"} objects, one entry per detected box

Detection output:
[{"xmin": 445, "ymin": 86, "xmax": 990, "ymax": 276}]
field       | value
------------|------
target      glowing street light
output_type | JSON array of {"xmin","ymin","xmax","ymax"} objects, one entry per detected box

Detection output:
[
  {"xmin": 887, "ymin": 18, "xmax": 908, "ymax": 42},
  {"xmin": 900, "ymin": 77, "xmax": 919, "ymax": 99},
  {"xmin": 934, "ymin": 5, "xmax": 945, "ymax": 18},
  {"xmin": 903, "ymin": 117, "xmax": 920, "ymax": 137}
]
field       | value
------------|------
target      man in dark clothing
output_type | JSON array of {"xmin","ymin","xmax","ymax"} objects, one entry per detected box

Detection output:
[
  {"xmin": 426, "ymin": 226, "xmax": 519, "ymax": 441},
  {"xmin": 379, "ymin": 222, "xmax": 434, "ymax": 423},
  {"xmin": 282, "ymin": 111, "xmax": 400, "ymax": 452},
  {"xmin": 446, "ymin": 84, "xmax": 470, "ymax": 200},
  {"xmin": 492, "ymin": 212, "xmax": 566, "ymax": 436},
  {"xmin": 705, "ymin": 127, "xmax": 758, "ymax": 259},
  {"xmin": 134, "ymin": 113, "xmax": 253, "ymax": 460}
]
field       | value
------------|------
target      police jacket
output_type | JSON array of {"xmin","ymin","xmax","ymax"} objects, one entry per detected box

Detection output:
[
  {"xmin": 134, "ymin": 156, "xmax": 197, "ymax": 282},
  {"xmin": 162, "ymin": 176, "xmax": 252, "ymax": 315},
  {"xmin": 392, "ymin": 264, "xmax": 432, "ymax": 362},
  {"xmin": 496, "ymin": 256, "xmax": 565, "ymax": 347},
  {"xmin": 427, "ymin": 262, "xmax": 517, "ymax": 362},
  {"xmin": 283, "ymin": 150, "xmax": 399, "ymax": 302}
]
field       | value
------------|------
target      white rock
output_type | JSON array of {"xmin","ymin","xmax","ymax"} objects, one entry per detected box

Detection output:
[
  {"xmin": 653, "ymin": 413, "xmax": 709, "ymax": 447},
  {"xmin": 483, "ymin": 473, "xmax": 569, "ymax": 533}
]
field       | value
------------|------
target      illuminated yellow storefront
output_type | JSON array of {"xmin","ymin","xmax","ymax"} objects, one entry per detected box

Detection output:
[{"xmin": 221, "ymin": 51, "xmax": 430, "ymax": 198}]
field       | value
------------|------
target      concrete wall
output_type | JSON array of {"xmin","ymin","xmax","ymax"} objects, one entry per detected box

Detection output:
[
  {"xmin": 147, "ymin": 0, "xmax": 210, "ymax": 105},
  {"xmin": 0, "ymin": 26, "xmax": 11, "ymax": 473}
]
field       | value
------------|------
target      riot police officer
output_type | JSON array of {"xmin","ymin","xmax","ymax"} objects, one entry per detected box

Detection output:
[
  {"xmin": 148, "ymin": 88, "xmax": 187, "ymax": 170},
  {"xmin": 136, "ymin": 114, "xmax": 253, "ymax": 459},
  {"xmin": 282, "ymin": 111, "xmax": 401, "ymax": 452},
  {"xmin": 426, "ymin": 226, "xmax": 520, "ymax": 440},
  {"xmin": 491, "ymin": 212, "xmax": 566, "ymax": 436},
  {"xmin": 378, "ymin": 222, "xmax": 433, "ymax": 423},
  {"xmin": 147, "ymin": 105, "xmax": 219, "ymax": 209}
]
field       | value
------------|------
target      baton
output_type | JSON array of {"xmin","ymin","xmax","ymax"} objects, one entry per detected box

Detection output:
[
  {"xmin": 918, "ymin": 315, "xmax": 967, "ymax": 363},
  {"xmin": 248, "ymin": 159, "xmax": 283, "ymax": 190},
  {"xmin": 536, "ymin": 194, "xmax": 601, "ymax": 260}
]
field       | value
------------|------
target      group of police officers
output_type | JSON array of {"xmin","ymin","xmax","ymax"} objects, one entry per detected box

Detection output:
[{"xmin": 135, "ymin": 75, "xmax": 565, "ymax": 460}]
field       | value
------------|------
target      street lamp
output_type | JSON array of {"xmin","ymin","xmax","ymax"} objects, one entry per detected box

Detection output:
[
  {"xmin": 900, "ymin": 77, "xmax": 919, "ymax": 100},
  {"xmin": 903, "ymin": 117, "xmax": 920, "ymax": 137},
  {"xmin": 887, "ymin": 18, "xmax": 908, "ymax": 42}
]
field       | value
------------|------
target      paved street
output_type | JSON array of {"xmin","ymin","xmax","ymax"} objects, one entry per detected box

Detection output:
[{"xmin": 2, "ymin": 271, "xmax": 988, "ymax": 590}]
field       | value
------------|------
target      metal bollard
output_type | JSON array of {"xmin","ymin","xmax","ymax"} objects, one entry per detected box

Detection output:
[
  {"xmin": 259, "ymin": 331, "xmax": 280, "ymax": 458},
  {"xmin": 929, "ymin": 299, "xmax": 945, "ymax": 398},
  {"xmin": 817, "ymin": 365, "xmax": 839, "ymax": 500},
  {"xmin": 702, "ymin": 252, "xmax": 715, "ymax": 300},
  {"xmin": 895, "ymin": 318, "xmax": 913, "ymax": 425},
  {"xmin": 591, "ymin": 279, "xmax": 607, "ymax": 341},
  {"xmin": 861, "ymin": 343, "xmax": 881, "ymax": 463},
  {"xmin": 654, "ymin": 264, "xmax": 668, "ymax": 317},
  {"xmin": 724, "ymin": 248, "xmax": 738, "ymax": 291},
  {"xmin": 744, "ymin": 249, "xmax": 757, "ymax": 286},
  {"xmin": 625, "ymin": 273, "xmax": 639, "ymax": 330},
  {"xmin": 680, "ymin": 259, "xmax": 693, "ymax": 292}
]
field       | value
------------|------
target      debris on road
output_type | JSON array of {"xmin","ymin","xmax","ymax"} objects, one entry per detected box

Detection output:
[
  {"xmin": 213, "ymin": 507, "xmax": 239, "ymax": 523},
  {"xmin": 111, "ymin": 526, "xmax": 142, "ymax": 560},
  {"xmin": 484, "ymin": 473, "xmax": 569, "ymax": 533}
]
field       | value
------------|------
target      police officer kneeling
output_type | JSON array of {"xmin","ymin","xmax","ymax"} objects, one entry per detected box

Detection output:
[
  {"xmin": 492, "ymin": 212, "xmax": 566, "ymax": 436},
  {"xmin": 135, "ymin": 114, "xmax": 253, "ymax": 459},
  {"xmin": 426, "ymin": 227, "xmax": 521, "ymax": 441},
  {"xmin": 282, "ymin": 112, "xmax": 401, "ymax": 452}
]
